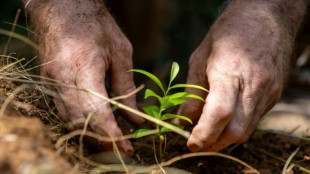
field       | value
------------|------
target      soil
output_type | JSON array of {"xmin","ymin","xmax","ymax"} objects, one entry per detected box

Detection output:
[
  {"xmin": 0, "ymin": 70, "xmax": 309, "ymax": 174},
  {"xmin": 122, "ymin": 116, "xmax": 310, "ymax": 174}
]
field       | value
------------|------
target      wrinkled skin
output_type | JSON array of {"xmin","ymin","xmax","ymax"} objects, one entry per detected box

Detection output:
[
  {"xmin": 176, "ymin": 1, "xmax": 309, "ymax": 151},
  {"xmin": 23, "ymin": 0, "xmax": 309, "ymax": 154},
  {"xmin": 24, "ymin": 0, "xmax": 143, "ymax": 155}
]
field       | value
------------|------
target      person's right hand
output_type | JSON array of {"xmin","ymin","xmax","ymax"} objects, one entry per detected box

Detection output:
[
  {"xmin": 175, "ymin": 0, "xmax": 308, "ymax": 152},
  {"xmin": 25, "ymin": 0, "xmax": 143, "ymax": 155}
]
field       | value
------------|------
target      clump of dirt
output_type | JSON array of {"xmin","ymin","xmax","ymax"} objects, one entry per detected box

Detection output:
[
  {"xmin": 0, "ymin": 110, "xmax": 78, "ymax": 174},
  {"xmin": 0, "ymin": 79, "xmax": 55, "ymax": 123},
  {"xmin": 0, "ymin": 65, "xmax": 80, "ymax": 173}
]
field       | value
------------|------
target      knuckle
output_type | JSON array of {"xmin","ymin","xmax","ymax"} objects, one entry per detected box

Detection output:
[
  {"xmin": 249, "ymin": 71, "xmax": 271, "ymax": 94},
  {"xmin": 122, "ymin": 38, "xmax": 133, "ymax": 54},
  {"xmin": 188, "ymin": 49, "xmax": 205, "ymax": 68},
  {"xmin": 253, "ymin": 72, "xmax": 269, "ymax": 87},
  {"xmin": 194, "ymin": 137, "xmax": 217, "ymax": 150},
  {"xmin": 112, "ymin": 37, "xmax": 133, "ymax": 56},
  {"xmin": 209, "ymin": 104, "xmax": 233, "ymax": 122},
  {"xmin": 44, "ymin": 65, "xmax": 69, "ymax": 82},
  {"xmin": 250, "ymin": 71, "xmax": 283, "ymax": 100},
  {"xmin": 188, "ymin": 50, "xmax": 199, "ymax": 66},
  {"xmin": 191, "ymin": 127, "xmax": 217, "ymax": 147},
  {"xmin": 198, "ymin": 134, "xmax": 217, "ymax": 146},
  {"xmin": 188, "ymin": 34, "xmax": 211, "ymax": 68},
  {"xmin": 204, "ymin": 136, "xmax": 217, "ymax": 145}
]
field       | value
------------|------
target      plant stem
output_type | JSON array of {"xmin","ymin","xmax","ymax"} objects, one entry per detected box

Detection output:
[
  {"xmin": 159, "ymin": 135, "xmax": 165, "ymax": 161},
  {"xmin": 157, "ymin": 109, "xmax": 163, "ymax": 131},
  {"xmin": 165, "ymin": 87, "xmax": 171, "ymax": 96}
]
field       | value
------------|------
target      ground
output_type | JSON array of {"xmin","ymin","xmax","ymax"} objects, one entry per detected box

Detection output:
[{"xmin": 0, "ymin": 71, "xmax": 309, "ymax": 174}]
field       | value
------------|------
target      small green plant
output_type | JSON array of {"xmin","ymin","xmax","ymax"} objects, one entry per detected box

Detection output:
[{"xmin": 130, "ymin": 62, "xmax": 208, "ymax": 160}]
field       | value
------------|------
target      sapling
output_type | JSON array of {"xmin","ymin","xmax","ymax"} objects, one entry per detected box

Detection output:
[{"xmin": 129, "ymin": 62, "xmax": 208, "ymax": 160}]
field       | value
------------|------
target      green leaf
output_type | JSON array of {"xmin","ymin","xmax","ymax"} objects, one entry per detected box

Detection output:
[
  {"xmin": 134, "ymin": 129, "xmax": 157, "ymax": 138},
  {"xmin": 161, "ymin": 100, "xmax": 173, "ymax": 111},
  {"xmin": 170, "ymin": 84, "xmax": 209, "ymax": 92},
  {"xmin": 169, "ymin": 62, "xmax": 180, "ymax": 85},
  {"xmin": 144, "ymin": 89, "xmax": 165, "ymax": 105},
  {"xmin": 169, "ymin": 98, "xmax": 186, "ymax": 106},
  {"xmin": 129, "ymin": 69, "xmax": 165, "ymax": 93},
  {"xmin": 161, "ymin": 114, "xmax": 193, "ymax": 124},
  {"xmin": 160, "ymin": 127, "xmax": 172, "ymax": 133},
  {"xmin": 160, "ymin": 123, "xmax": 184, "ymax": 133},
  {"xmin": 161, "ymin": 98, "xmax": 185, "ymax": 111},
  {"xmin": 142, "ymin": 105, "xmax": 160, "ymax": 119},
  {"xmin": 169, "ymin": 92, "xmax": 205, "ymax": 102}
]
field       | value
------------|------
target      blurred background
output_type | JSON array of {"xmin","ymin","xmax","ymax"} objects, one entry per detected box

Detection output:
[
  {"xmin": 0, "ymin": 0, "xmax": 226, "ymax": 102},
  {"xmin": 0, "ymin": 0, "xmax": 226, "ymax": 81}
]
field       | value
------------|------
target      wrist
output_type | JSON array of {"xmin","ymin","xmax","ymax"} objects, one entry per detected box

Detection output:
[
  {"xmin": 215, "ymin": 0, "xmax": 308, "ymax": 84},
  {"xmin": 227, "ymin": 0, "xmax": 309, "ymax": 37},
  {"xmin": 22, "ymin": 0, "xmax": 116, "ymax": 64},
  {"xmin": 23, "ymin": 0, "xmax": 117, "ymax": 51},
  {"xmin": 23, "ymin": 0, "xmax": 112, "ymax": 39}
]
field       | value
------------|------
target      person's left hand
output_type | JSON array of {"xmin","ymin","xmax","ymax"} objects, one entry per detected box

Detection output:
[{"xmin": 25, "ymin": 0, "xmax": 144, "ymax": 154}]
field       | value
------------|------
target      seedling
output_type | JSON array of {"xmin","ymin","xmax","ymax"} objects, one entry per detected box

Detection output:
[{"xmin": 130, "ymin": 62, "xmax": 208, "ymax": 160}]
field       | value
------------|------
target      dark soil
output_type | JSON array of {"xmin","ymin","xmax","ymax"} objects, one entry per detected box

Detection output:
[{"xmin": 119, "ymin": 116, "xmax": 310, "ymax": 174}]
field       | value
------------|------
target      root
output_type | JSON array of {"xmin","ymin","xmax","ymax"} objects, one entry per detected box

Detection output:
[
  {"xmin": 88, "ymin": 152, "xmax": 260, "ymax": 174},
  {"xmin": 159, "ymin": 152, "xmax": 259, "ymax": 173}
]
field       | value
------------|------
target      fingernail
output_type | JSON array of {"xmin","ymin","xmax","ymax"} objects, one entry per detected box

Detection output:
[{"xmin": 187, "ymin": 138, "xmax": 202, "ymax": 152}]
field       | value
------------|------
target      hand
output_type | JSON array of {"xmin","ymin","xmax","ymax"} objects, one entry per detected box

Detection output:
[
  {"xmin": 26, "ymin": 0, "xmax": 143, "ymax": 155},
  {"xmin": 176, "ymin": 0, "xmax": 307, "ymax": 152}
]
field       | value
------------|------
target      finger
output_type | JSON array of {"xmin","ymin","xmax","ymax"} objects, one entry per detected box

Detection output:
[
  {"xmin": 176, "ymin": 50, "xmax": 209, "ymax": 126},
  {"xmin": 110, "ymin": 39, "xmax": 144, "ymax": 125},
  {"xmin": 237, "ymin": 88, "xmax": 281, "ymax": 144},
  {"xmin": 77, "ymin": 84, "xmax": 134, "ymax": 154},
  {"xmin": 53, "ymin": 97, "xmax": 69, "ymax": 122},
  {"xmin": 200, "ymin": 83, "xmax": 279, "ymax": 152},
  {"xmin": 187, "ymin": 75, "xmax": 239, "ymax": 152},
  {"xmin": 200, "ymin": 92, "xmax": 255, "ymax": 152},
  {"xmin": 56, "ymin": 87, "xmax": 87, "ymax": 130},
  {"xmin": 78, "ymin": 79, "xmax": 134, "ymax": 155},
  {"xmin": 41, "ymin": 75, "xmax": 86, "ymax": 130},
  {"xmin": 75, "ymin": 54, "xmax": 134, "ymax": 155}
]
